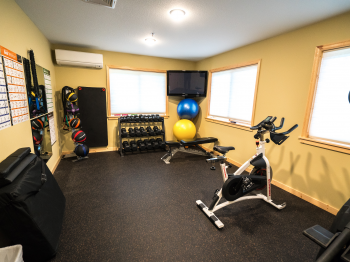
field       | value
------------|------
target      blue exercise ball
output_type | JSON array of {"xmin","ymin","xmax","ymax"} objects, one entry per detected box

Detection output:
[{"xmin": 177, "ymin": 98, "xmax": 199, "ymax": 119}]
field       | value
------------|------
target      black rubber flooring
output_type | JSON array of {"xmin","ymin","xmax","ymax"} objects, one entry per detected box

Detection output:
[{"xmin": 50, "ymin": 151, "xmax": 334, "ymax": 262}]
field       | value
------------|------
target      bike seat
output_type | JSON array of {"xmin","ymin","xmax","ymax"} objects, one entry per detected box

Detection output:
[{"xmin": 214, "ymin": 146, "xmax": 235, "ymax": 154}]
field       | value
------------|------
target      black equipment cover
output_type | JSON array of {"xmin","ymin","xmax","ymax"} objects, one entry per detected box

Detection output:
[{"xmin": 0, "ymin": 148, "xmax": 66, "ymax": 262}]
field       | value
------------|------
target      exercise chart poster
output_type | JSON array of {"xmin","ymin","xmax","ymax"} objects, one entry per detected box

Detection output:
[
  {"xmin": 43, "ymin": 68, "xmax": 53, "ymax": 113},
  {"xmin": 0, "ymin": 46, "xmax": 29, "ymax": 126},
  {"xmin": 0, "ymin": 54, "xmax": 11, "ymax": 130}
]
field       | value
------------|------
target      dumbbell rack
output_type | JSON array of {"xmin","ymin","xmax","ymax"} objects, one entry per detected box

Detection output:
[{"xmin": 118, "ymin": 119, "xmax": 166, "ymax": 157}]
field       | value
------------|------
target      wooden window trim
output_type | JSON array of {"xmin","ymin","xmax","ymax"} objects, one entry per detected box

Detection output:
[
  {"xmin": 206, "ymin": 59, "xmax": 261, "ymax": 129},
  {"xmin": 300, "ymin": 39, "xmax": 350, "ymax": 154},
  {"xmin": 106, "ymin": 65, "xmax": 169, "ymax": 118},
  {"xmin": 205, "ymin": 117, "xmax": 253, "ymax": 132}
]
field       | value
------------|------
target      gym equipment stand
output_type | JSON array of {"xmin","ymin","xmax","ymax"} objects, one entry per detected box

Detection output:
[{"xmin": 118, "ymin": 116, "xmax": 166, "ymax": 157}]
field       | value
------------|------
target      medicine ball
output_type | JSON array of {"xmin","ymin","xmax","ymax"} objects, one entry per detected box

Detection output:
[
  {"xmin": 173, "ymin": 119, "xmax": 196, "ymax": 140},
  {"xmin": 74, "ymin": 144, "xmax": 89, "ymax": 157},
  {"xmin": 70, "ymin": 118, "xmax": 81, "ymax": 129},
  {"xmin": 66, "ymin": 104, "xmax": 79, "ymax": 114},
  {"xmin": 31, "ymin": 118, "xmax": 44, "ymax": 130},
  {"xmin": 66, "ymin": 92, "xmax": 78, "ymax": 102},
  {"xmin": 177, "ymin": 98, "xmax": 199, "ymax": 120},
  {"xmin": 72, "ymin": 130, "xmax": 86, "ymax": 143},
  {"xmin": 32, "ymin": 130, "xmax": 43, "ymax": 145}
]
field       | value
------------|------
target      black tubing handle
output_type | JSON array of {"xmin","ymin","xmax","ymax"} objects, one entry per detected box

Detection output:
[
  {"xmin": 281, "ymin": 124, "xmax": 298, "ymax": 135},
  {"xmin": 274, "ymin": 117, "xmax": 285, "ymax": 130}
]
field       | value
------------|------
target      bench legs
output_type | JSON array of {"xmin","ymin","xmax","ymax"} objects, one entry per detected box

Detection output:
[{"xmin": 161, "ymin": 145, "xmax": 212, "ymax": 164}]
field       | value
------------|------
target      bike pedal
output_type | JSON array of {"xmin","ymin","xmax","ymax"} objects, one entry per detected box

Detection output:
[{"xmin": 212, "ymin": 189, "xmax": 220, "ymax": 199}]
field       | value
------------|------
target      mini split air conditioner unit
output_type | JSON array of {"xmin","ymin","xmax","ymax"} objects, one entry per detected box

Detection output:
[
  {"xmin": 55, "ymin": 49, "xmax": 103, "ymax": 69},
  {"xmin": 82, "ymin": 0, "xmax": 117, "ymax": 9}
]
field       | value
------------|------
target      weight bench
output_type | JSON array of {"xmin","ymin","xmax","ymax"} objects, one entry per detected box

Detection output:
[{"xmin": 161, "ymin": 137, "xmax": 218, "ymax": 164}]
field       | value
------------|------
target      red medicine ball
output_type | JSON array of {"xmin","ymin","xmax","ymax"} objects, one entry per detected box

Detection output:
[
  {"xmin": 33, "ymin": 130, "xmax": 43, "ymax": 145},
  {"xmin": 31, "ymin": 119, "xmax": 44, "ymax": 130},
  {"xmin": 72, "ymin": 130, "xmax": 86, "ymax": 143}
]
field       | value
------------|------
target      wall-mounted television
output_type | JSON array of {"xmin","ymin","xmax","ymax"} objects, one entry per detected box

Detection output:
[{"xmin": 167, "ymin": 70, "xmax": 208, "ymax": 97}]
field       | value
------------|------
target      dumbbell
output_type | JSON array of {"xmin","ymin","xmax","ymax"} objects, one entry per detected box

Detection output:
[
  {"xmin": 134, "ymin": 127, "xmax": 141, "ymax": 137},
  {"xmin": 153, "ymin": 126, "xmax": 162, "ymax": 135},
  {"xmin": 143, "ymin": 115, "xmax": 149, "ymax": 122},
  {"xmin": 139, "ymin": 127, "xmax": 148, "ymax": 136},
  {"xmin": 146, "ymin": 126, "xmax": 155, "ymax": 136},
  {"xmin": 119, "ymin": 116, "xmax": 125, "ymax": 123},
  {"xmin": 137, "ymin": 140, "xmax": 146, "ymax": 151},
  {"xmin": 149, "ymin": 139, "xmax": 159, "ymax": 149},
  {"xmin": 149, "ymin": 114, "xmax": 155, "ymax": 122},
  {"xmin": 123, "ymin": 141, "xmax": 131, "ymax": 152},
  {"xmin": 156, "ymin": 138, "xmax": 166, "ymax": 149},
  {"xmin": 143, "ymin": 139, "xmax": 153, "ymax": 150},
  {"xmin": 121, "ymin": 128, "xmax": 128, "ymax": 138},
  {"xmin": 159, "ymin": 116, "xmax": 164, "ymax": 122},
  {"xmin": 129, "ymin": 128, "xmax": 135, "ymax": 137},
  {"xmin": 139, "ymin": 114, "xmax": 145, "ymax": 122},
  {"xmin": 154, "ymin": 114, "xmax": 160, "ymax": 122},
  {"xmin": 124, "ymin": 116, "xmax": 130, "ymax": 123},
  {"xmin": 130, "ymin": 141, "xmax": 138, "ymax": 151}
]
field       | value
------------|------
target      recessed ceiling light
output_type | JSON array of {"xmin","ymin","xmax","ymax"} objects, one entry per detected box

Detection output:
[
  {"xmin": 169, "ymin": 9, "xmax": 186, "ymax": 20},
  {"xmin": 145, "ymin": 33, "xmax": 156, "ymax": 45}
]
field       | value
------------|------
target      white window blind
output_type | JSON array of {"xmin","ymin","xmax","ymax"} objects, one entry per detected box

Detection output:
[
  {"xmin": 109, "ymin": 68, "xmax": 166, "ymax": 114},
  {"xmin": 209, "ymin": 64, "xmax": 258, "ymax": 125},
  {"xmin": 309, "ymin": 47, "xmax": 350, "ymax": 144}
]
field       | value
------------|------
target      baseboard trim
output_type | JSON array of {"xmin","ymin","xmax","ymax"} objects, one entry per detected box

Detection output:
[
  {"xmin": 51, "ymin": 153, "xmax": 63, "ymax": 175},
  {"xmin": 271, "ymin": 180, "xmax": 338, "ymax": 215},
  {"xmin": 61, "ymin": 147, "xmax": 118, "ymax": 156},
  {"xmin": 199, "ymin": 145, "xmax": 338, "ymax": 215}
]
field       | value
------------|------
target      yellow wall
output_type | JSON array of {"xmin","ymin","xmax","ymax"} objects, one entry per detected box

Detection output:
[
  {"xmin": 195, "ymin": 11, "xmax": 350, "ymax": 210},
  {"xmin": 0, "ymin": 0, "xmax": 60, "ymax": 171},
  {"xmin": 51, "ymin": 44, "xmax": 196, "ymax": 152}
]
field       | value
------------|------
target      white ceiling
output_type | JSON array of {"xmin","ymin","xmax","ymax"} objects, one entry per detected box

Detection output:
[{"xmin": 15, "ymin": 0, "xmax": 350, "ymax": 61}]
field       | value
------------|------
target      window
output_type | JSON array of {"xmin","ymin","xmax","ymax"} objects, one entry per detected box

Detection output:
[
  {"xmin": 107, "ymin": 66, "xmax": 167, "ymax": 117},
  {"xmin": 300, "ymin": 40, "xmax": 350, "ymax": 154},
  {"xmin": 206, "ymin": 60, "xmax": 260, "ymax": 129}
]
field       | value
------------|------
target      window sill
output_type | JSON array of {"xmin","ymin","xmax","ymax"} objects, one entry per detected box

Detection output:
[
  {"xmin": 205, "ymin": 117, "xmax": 252, "ymax": 132},
  {"xmin": 108, "ymin": 115, "xmax": 169, "ymax": 120},
  {"xmin": 299, "ymin": 137, "xmax": 350, "ymax": 154}
]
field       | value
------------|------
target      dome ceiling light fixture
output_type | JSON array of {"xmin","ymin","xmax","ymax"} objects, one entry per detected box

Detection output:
[
  {"xmin": 145, "ymin": 33, "xmax": 156, "ymax": 45},
  {"xmin": 169, "ymin": 9, "xmax": 186, "ymax": 21}
]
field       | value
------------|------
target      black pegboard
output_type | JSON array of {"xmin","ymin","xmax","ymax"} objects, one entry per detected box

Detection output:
[{"xmin": 78, "ymin": 87, "xmax": 108, "ymax": 147}]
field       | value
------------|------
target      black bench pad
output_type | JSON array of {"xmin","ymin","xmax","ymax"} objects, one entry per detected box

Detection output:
[
  {"xmin": 180, "ymin": 137, "xmax": 218, "ymax": 146},
  {"xmin": 165, "ymin": 141, "xmax": 181, "ymax": 147}
]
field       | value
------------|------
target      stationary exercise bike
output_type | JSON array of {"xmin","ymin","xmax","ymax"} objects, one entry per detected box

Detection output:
[{"xmin": 196, "ymin": 116, "xmax": 298, "ymax": 228}]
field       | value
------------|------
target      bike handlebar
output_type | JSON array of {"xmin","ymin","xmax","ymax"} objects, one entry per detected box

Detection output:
[
  {"xmin": 274, "ymin": 118, "xmax": 285, "ymax": 131},
  {"xmin": 280, "ymin": 124, "xmax": 298, "ymax": 135},
  {"xmin": 250, "ymin": 116, "xmax": 298, "ymax": 138}
]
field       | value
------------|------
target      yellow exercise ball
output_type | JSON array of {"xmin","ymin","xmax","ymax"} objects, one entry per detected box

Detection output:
[{"xmin": 173, "ymin": 119, "xmax": 196, "ymax": 140}]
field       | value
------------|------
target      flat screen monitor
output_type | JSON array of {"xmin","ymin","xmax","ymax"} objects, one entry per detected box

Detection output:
[{"xmin": 167, "ymin": 71, "xmax": 208, "ymax": 97}]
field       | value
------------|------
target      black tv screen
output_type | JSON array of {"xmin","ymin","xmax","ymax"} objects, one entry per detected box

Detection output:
[{"xmin": 167, "ymin": 71, "xmax": 208, "ymax": 97}]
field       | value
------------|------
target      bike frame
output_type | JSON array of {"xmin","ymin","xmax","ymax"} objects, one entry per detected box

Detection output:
[{"xmin": 196, "ymin": 133, "xmax": 286, "ymax": 229}]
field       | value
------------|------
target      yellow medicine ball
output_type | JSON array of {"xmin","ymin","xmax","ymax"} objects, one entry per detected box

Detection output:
[{"xmin": 173, "ymin": 119, "xmax": 196, "ymax": 140}]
